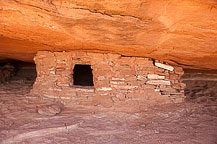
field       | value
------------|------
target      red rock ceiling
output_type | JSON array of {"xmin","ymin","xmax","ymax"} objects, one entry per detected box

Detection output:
[{"xmin": 0, "ymin": 0, "xmax": 217, "ymax": 69}]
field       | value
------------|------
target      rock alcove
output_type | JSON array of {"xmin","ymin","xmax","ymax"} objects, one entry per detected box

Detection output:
[{"xmin": 0, "ymin": 1, "xmax": 217, "ymax": 143}]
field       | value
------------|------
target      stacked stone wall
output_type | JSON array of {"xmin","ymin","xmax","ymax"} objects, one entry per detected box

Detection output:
[{"xmin": 31, "ymin": 51, "xmax": 186, "ymax": 109}]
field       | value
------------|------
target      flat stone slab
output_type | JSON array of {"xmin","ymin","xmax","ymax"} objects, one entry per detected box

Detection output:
[
  {"xmin": 146, "ymin": 80, "xmax": 171, "ymax": 85},
  {"xmin": 147, "ymin": 74, "xmax": 165, "ymax": 80},
  {"xmin": 154, "ymin": 62, "xmax": 174, "ymax": 71}
]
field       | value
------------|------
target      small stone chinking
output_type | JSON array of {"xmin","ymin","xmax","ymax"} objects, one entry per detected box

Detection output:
[{"xmin": 31, "ymin": 51, "xmax": 186, "ymax": 108}]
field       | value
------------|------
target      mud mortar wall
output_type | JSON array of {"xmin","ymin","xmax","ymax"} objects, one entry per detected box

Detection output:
[{"xmin": 31, "ymin": 51, "xmax": 186, "ymax": 109}]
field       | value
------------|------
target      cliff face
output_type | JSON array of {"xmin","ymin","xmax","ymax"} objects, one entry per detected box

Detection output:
[{"xmin": 1, "ymin": 0, "xmax": 217, "ymax": 69}]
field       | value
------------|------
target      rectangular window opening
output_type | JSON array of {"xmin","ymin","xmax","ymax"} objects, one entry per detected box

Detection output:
[{"xmin": 73, "ymin": 64, "xmax": 94, "ymax": 86}]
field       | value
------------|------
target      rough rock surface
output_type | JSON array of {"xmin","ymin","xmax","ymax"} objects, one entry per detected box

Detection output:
[
  {"xmin": 0, "ymin": 78, "xmax": 217, "ymax": 143},
  {"xmin": 37, "ymin": 104, "xmax": 61, "ymax": 116},
  {"xmin": 1, "ymin": 0, "xmax": 217, "ymax": 70}
]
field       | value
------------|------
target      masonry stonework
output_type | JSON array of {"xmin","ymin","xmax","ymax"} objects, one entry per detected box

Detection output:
[{"xmin": 31, "ymin": 51, "xmax": 186, "ymax": 109}]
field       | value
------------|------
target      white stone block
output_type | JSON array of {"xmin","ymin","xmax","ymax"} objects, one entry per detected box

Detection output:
[
  {"xmin": 136, "ymin": 75, "xmax": 146, "ymax": 80},
  {"xmin": 76, "ymin": 88, "xmax": 94, "ymax": 92},
  {"xmin": 96, "ymin": 87, "xmax": 112, "ymax": 91},
  {"xmin": 112, "ymin": 77, "xmax": 125, "ymax": 81},
  {"xmin": 110, "ymin": 81, "xmax": 125, "ymax": 85},
  {"xmin": 146, "ymin": 80, "xmax": 171, "ymax": 85},
  {"xmin": 147, "ymin": 74, "xmax": 165, "ymax": 80},
  {"xmin": 154, "ymin": 62, "xmax": 174, "ymax": 71},
  {"xmin": 39, "ymin": 55, "xmax": 46, "ymax": 58},
  {"xmin": 99, "ymin": 93, "xmax": 110, "ymax": 96},
  {"xmin": 111, "ymin": 85, "xmax": 138, "ymax": 89},
  {"xmin": 53, "ymin": 88, "xmax": 62, "ymax": 91},
  {"xmin": 50, "ymin": 71, "xmax": 55, "ymax": 74},
  {"xmin": 98, "ymin": 76, "xmax": 106, "ymax": 81}
]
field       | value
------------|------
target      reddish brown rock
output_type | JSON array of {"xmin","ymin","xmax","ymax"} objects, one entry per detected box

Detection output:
[{"xmin": 37, "ymin": 104, "xmax": 61, "ymax": 116}]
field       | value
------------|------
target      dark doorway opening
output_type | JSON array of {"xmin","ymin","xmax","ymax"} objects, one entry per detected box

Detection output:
[
  {"xmin": 14, "ymin": 61, "xmax": 37, "ymax": 82},
  {"xmin": 0, "ymin": 60, "xmax": 36, "ymax": 86},
  {"xmin": 182, "ymin": 68, "xmax": 217, "ymax": 102},
  {"xmin": 73, "ymin": 64, "xmax": 94, "ymax": 86}
]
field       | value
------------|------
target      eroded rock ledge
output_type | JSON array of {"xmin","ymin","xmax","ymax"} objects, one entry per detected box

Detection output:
[{"xmin": 1, "ymin": 0, "xmax": 217, "ymax": 70}]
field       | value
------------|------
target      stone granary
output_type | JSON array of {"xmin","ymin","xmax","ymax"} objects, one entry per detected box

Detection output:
[{"xmin": 31, "ymin": 51, "xmax": 186, "ymax": 109}]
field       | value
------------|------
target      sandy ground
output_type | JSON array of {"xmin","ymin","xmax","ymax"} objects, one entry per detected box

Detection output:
[{"xmin": 0, "ymin": 79, "xmax": 217, "ymax": 144}]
